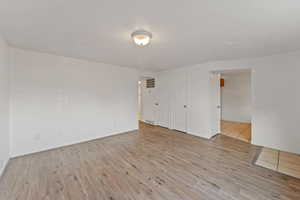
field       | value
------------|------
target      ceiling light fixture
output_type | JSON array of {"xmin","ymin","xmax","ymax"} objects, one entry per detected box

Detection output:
[{"xmin": 131, "ymin": 30, "xmax": 152, "ymax": 47}]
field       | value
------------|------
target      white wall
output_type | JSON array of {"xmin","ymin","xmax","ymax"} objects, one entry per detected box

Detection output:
[
  {"xmin": 10, "ymin": 48, "xmax": 139, "ymax": 157},
  {"xmin": 0, "ymin": 36, "xmax": 10, "ymax": 176},
  {"xmin": 155, "ymin": 51, "xmax": 300, "ymax": 154},
  {"xmin": 221, "ymin": 72, "xmax": 251, "ymax": 123},
  {"xmin": 6, "ymin": 45, "xmax": 300, "ymax": 156}
]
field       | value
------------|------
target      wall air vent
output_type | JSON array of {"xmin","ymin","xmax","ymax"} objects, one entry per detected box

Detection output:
[{"xmin": 146, "ymin": 78, "xmax": 155, "ymax": 88}]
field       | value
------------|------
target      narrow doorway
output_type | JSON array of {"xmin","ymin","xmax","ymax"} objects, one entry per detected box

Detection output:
[
  {"xmin": 138, "ymin": 77, "xmax": 157, "ymax": 126},
  {"xmin": 138, "ymin": 80, "xmax": 142, "ymax": 121},
  {"xmin": 220, "ymin": 70, "xmax": 252, "ymax": 142}
]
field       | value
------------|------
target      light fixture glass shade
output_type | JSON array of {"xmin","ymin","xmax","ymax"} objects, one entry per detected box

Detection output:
[{"xmin": 131, "ymin": 30, "xmax": 152, "ymax": 46}]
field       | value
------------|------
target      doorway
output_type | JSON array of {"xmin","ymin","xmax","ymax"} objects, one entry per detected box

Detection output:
[
  {"xmin": 138, "ymin": 76, "xmax": 158, "ymax": 125},
  {"xmin": 211, "ymin": 69, "xmax": 252, "ymax": 143},
  {"xmin": 138, "ymin": 80, "xmax": 142, "ymax": 121}
]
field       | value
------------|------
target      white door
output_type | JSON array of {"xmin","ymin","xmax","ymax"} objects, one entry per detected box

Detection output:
[
  {"xmin": 210, "ymin": 72, "xmax": 221, "ymax": 136},
  {"xmin": 157, "ymin": 74, "xmax": 170, "ymax": 128},
  {"xmin": 172, "ymin": 70, "xmax": 188, "ymax": 132},
  {"xmin": 141, "ymin": 80, "xmax": 157, "ymax": 124},
  {"xmin": 138, "ymin": 81, "xmax": 142, "ymax": 120}
]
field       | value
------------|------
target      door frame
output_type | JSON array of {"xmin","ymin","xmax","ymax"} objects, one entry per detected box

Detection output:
[
  {"xmin": 210, "ymin": 72, "xmax": 221, "ymax": 136},
  {"xmin": 210, "ymin": 68, "xmax": 253, "ymax": 142}
]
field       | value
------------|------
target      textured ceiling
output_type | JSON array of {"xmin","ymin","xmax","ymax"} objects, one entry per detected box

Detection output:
[{"xmin": 1, "ymin": 0, "xmax": 300, "ymax": 71}]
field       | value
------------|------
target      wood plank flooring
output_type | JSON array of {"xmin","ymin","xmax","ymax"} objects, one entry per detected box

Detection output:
[
  {"xmin": 256, "ymin": 147, "xmax": 300, "ymax": 179},
  {"xmin": 1, "ymin": 122, "xmax": 300, "ymax": 200},
  {"xmin": 221, "ymin": 120, "xmax": 251, "ymax": 142}
]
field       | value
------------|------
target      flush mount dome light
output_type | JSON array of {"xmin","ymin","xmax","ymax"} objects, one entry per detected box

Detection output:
[{"xmin": 131, "ymin": 30, "xmax": 152, "ymax": 47}]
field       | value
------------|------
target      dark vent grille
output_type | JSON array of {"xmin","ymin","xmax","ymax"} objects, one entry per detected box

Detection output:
[{"xmin": 146, "ymin": 78, "xmax": 155, "ymax": 88}]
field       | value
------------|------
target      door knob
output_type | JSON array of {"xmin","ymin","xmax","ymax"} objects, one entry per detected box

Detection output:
[
  {"xmin": 216, "ymin": 105, "xmax": 221, "ymax": 109},
  {"xmin": 184, "ymin": 105, "xmax": 187, "ymax": 108}
]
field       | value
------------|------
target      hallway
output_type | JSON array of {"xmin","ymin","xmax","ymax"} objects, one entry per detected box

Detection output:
[{"xmin": 221, "ymin": 120, "xmax": 251, "ymax": 142}]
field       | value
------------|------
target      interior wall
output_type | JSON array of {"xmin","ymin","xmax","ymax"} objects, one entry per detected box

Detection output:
[
  {"xmin": 7, "ymin": 45, "xmax": 300, "ymax": 156},
  {"xmin": 155, "ymin": 51, "xmax": 300, "ymax": 154},
  {"xmin": 221, "ymin": 72, "xmax": 251, "ymax": 123},
  {"xmin": 10, "ymin": 48, "xmax": 139, "ymax": 157},
  {"xmin": 0, "ymin": 36, "xmax": 10, "ymax": 176}
]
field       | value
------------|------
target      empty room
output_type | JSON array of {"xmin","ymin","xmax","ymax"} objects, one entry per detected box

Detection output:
[{"xmin": 1, "ymin": 1, "xmax": 300, "ymax": 200}]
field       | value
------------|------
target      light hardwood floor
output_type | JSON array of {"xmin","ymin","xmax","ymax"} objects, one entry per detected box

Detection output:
[
  {"xmin": 221, "ymin": 120, "xmax": 251, "ymax": 142},
  {"xmin": 256, "ymin": 147, "xmax": 300, "ymax": 179},
  {"xmin": 1, "ymin": 122, "xmax": 300, "ymax": 200}
]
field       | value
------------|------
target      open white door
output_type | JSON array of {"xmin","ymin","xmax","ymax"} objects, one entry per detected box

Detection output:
[
  {"xmin": 210, "ymin": 72, "xmax": 221, "ymax": 136},
  {"xmin": 141, "ymin": 80, "xmax": 158, "ymax": 125}
]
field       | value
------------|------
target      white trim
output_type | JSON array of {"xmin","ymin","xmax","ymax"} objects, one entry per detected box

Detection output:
[
  {"xmin": 141, "ymin": 120, "xmax": 156, "ymax": 125},
  {"xmin": 11, "ymin": 129, "xmax": 138, "ymax": 158},
  {"xmin": 186, "ymin": 131, "xmax": 211, "ymax": 139},
  {"xmin": 0, "ymin": 158, "xmax": 9, "ymax": 179}
]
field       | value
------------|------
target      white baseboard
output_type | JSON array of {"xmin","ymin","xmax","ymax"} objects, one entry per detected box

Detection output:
[
  {"xmin": 186, "ymin": 131, "xmax": 211, "ymax": 139},
  {"xmin": 11, "ymin": 128, "xmax": 138, "ymax": 158},
  {"xmin": 0, "ymin": 158, "xmax": 9, "ymax": 179},
  {"xmin": 141, "ymin": 120, "xmax": 156, "ymax": 125}
]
